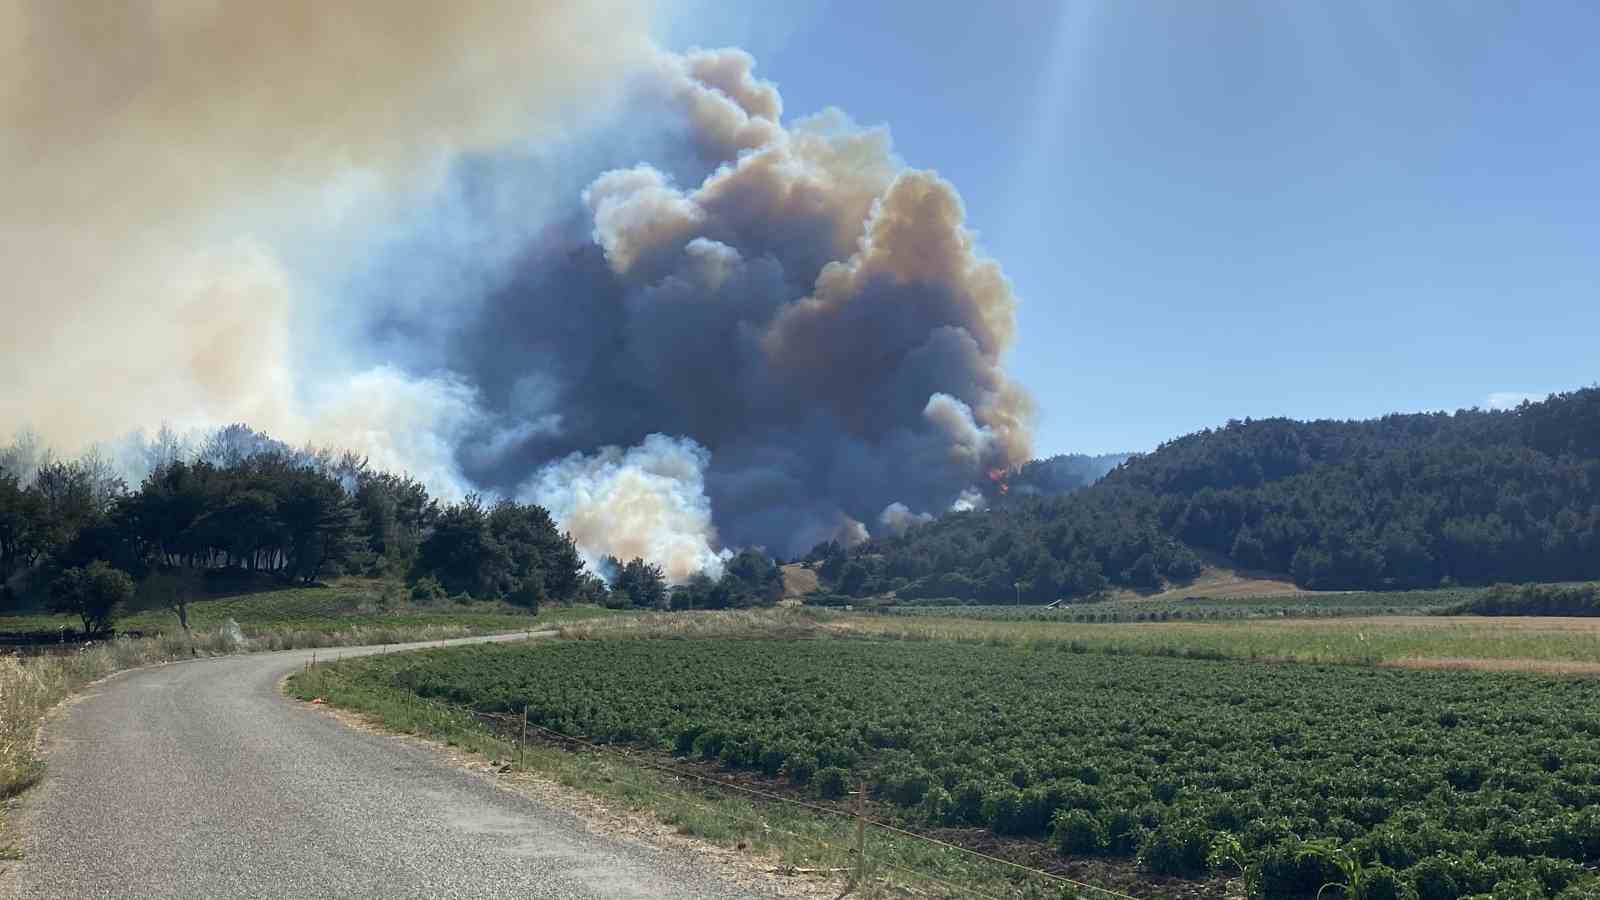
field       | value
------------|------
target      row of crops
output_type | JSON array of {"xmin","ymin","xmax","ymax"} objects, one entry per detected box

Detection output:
[
  {"xmin": 876, "ymin": 588, "xmax": 1478, "ymax": 622},
  {"xmin": 357, "ymin": 637, "xmax": 1600, "ymax": 898}
]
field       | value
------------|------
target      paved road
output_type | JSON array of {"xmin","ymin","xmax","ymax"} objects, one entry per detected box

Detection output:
[{"xmin": 2, "ymin": 634, "xmax": 776, "ymax": 899}]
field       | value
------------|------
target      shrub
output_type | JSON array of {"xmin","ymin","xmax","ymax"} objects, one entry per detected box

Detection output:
[
  {"xmin": 1354, "ymin": 864, "xmax": 1415, "ymax": 900},
  {"xmin": 1551, "ymin": 808, "xmax": 1600, "ymax": 862},
  {"xmin": 880, "ymin": 766, "xmax": 934, "ymax": 807},
  {"xmin": 813, "ymin": 767, "xmax": 850, "ymax": 800},
  {"xmin": 949, "ymin": 780, "xmax": 988, "ymax": 825},
  {"xmin": 1137, "ymin": 818, "xmax": 1212, "ymax": 876},
  {"xmin": 1253, "ymin": 839, "xmax": 1345, "ymax": 898},
  {"xmin": 1409, "ymin": 854, "xmax": 1470, "ymax": 900},
  {"xmin": 1053, "ymin": 809, "xmax": 1107, "ymax": 855},
  {"xmin": 1102, "ymin": 808, "xmax": 1143, "ymax": 855},
  {"xmin": 410, "ymin": 576, "xmax": 446, "ymax": 605}
]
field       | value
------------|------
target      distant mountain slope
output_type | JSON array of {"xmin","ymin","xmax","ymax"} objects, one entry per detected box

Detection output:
[{"xmin": 811, "ymin": 388, "xmax": 1600, "ymax": 601}]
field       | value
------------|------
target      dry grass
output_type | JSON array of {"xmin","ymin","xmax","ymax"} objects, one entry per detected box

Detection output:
[
  {"xmin": 1381, "ymin": 656, "xmax": 1600, "ymax": 675},
  {"xmin": 1104, "ymin": 560, "xmax": 1309, "ymax": 603},
  {"xmin": 779, "ymin": 564, "xmax": 820, "ymax": 599},
  {"xmin": 558, "ymin": 608, "xmax": 829, "ymax": 641}
]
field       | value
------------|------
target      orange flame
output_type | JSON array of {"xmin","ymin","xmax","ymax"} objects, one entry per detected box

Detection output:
[{"xmin": 986, "ymin": 467, "xmax": 1009, "ymax": 495}]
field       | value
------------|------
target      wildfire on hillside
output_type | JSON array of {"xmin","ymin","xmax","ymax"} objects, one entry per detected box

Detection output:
[{"xmin": 987, "ymin": 467, "xmax": 1010, "ymax": 495}]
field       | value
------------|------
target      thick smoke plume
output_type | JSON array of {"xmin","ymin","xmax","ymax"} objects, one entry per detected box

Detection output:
[
  {"xmin": 439, "ymin": 48, "xmax": 1033, "ymax": 562},
  {"xmin": 2, "ymin": 6, "xmax": 1033, "ymax": 578}
]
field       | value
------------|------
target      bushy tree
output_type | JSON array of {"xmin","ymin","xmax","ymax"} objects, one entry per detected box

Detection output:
[
  {"xmin": 723, "ymin": 548, "xmax": 784, "ymax": 604},
  {"xmin": 610, "ymin": 557, "xmax": 667, "ymax": 609},
  {"xmin": 50, "ymin": 561, "xmax": 134, "ymax": 635},
  {"xmin": 410, "ymin": 496, "xmax": 584, "ymax": 606}
]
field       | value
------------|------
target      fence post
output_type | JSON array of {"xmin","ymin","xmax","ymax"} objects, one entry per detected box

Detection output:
[
  {"xmin": 520, "ymin": 704, "xmax": 529, "ymax": 769},
  {"xmin": 853, "ymin": 778, "xmax": 867, "ymax": 887}
]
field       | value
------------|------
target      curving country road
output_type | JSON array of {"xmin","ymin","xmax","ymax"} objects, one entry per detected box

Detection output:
[{"xmin": 2, "ymin": 634, "xmax": 778, "ymax": 899}]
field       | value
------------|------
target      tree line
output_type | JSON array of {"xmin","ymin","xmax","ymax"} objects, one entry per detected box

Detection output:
[{"xmin": 0, "ymin": 424, "xmax": 786, "ymax": 634}]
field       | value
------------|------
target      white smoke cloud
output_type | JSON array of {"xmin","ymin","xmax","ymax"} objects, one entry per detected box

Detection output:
[
  {"xmin": 878, "ymin": 501, "xmax": 933, "ymax": 537},
  {"xmin": 1485, "ymin": 391, "xmax": 1544, "ymax": 411},
  {"xmin": 517, "ymin": 434, "xmax": 726, "ymax": 582},
  {"xmin": 950, "ymin": 488, "xmax": 986, "ymax": 513},
  {"xmin": 923, "ymin": 393, "xmax": 1001, "ymax": 468}
]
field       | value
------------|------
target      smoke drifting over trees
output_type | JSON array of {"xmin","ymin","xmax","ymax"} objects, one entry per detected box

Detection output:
[
  {"xmin": 2, "ymin": 5, "xmax": 1033, "ymax": 577},
  {"xmin": 427, "ymin": 49, "xmax": 1034, "ymax": 565}
]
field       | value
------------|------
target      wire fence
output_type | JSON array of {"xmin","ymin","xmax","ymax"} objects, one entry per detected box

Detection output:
[{"xmin": 299, "ymin": 661, "xmax": 1145, "ymax": 900}]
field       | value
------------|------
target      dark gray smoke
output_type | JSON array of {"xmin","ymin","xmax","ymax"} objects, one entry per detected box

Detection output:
[{"xmin": 383, "ymin": 49, "xmax": 1034, "ymax": 564}]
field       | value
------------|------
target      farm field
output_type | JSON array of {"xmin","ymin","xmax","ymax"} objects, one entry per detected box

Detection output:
[
  {"xmin": 309, "ymin": 637, "xmax": 1600, "ymax": 898},
  {"xmin": 824, "ymin": 611, "xmax": 1600, "ymax": 672},
  {"xmin": 0, "ymin": 580, "xmax": 620, "ymax": 642}
]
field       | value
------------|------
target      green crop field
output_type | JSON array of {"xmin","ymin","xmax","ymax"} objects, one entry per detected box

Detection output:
[{"xmin": 317, "ymin": 637, "xmax": 1600, "ymax": 899}]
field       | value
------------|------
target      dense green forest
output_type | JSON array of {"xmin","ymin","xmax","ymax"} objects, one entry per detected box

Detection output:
[
  {"xmin": 0, "ymin": 424, "xmax": 782, "ymax": 633},
  {"xmin": 814, "ymin": 388, "xmax": 1600, "ymax": 601}
]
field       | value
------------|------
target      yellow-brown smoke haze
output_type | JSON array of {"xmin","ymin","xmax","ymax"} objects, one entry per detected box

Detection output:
[{"xmin": 0, "ymin": 0, "xmax": 658, "ymax": 451}]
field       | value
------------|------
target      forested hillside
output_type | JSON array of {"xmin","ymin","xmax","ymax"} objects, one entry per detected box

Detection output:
[
  {"xmin": 1116, "ymin": 388, "xmax": 1600, "ymax": 589},
  {"xmin": 1006, "ymin": 452, "xmax": 1128, "ymax": 496},
  {"xmin": 813, "ymin": 388, "xmax": 1600, "ymax": 600}
]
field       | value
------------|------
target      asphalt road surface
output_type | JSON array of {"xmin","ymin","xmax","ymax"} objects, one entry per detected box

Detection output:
[{"xmin": 3, "ymin": 634, "xmax": 779, "ymax": 899}]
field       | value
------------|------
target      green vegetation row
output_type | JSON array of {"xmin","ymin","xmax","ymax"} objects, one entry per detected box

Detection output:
[
  {"xmin": 872, "ymin": 588, "xmax": 1476, "ymax": 622},
  {"xmin": 1447, "ymin": 583, "xmax": 1600, "ymax": 617},
  {"xmin": 330, "ymin": 637, "xmax": 1600, "ymax": 898}
]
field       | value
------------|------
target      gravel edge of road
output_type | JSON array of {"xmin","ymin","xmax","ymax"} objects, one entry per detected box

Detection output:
[{"xmin": 288, "ymin": 688, "xmax": 833, "ymax": 900}]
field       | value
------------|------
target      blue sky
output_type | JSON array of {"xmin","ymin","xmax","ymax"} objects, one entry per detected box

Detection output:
[{"xmin": 677, "ymin": 1, "xmax": 1599, "ymax": 455}]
